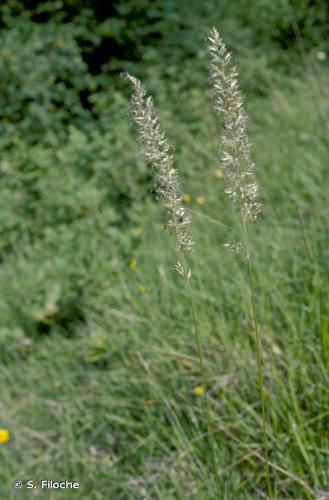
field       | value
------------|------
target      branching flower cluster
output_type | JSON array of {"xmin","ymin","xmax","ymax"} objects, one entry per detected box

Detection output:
[
  {"xmin": 208, "ymin": 28, "xmax": 261, "ymax": 228},
  {"xmin": 126, "ymin": 74, "xmax": 193, "ymax": 278}
]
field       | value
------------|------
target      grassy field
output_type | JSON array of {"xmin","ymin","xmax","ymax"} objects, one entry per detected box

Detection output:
[{"xmin": 1, "ymin": 3, "xmax": 329, "ymax": 498}]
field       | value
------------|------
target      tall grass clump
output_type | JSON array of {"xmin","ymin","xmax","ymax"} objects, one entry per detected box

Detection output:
[
  {"xmin": 125, "ymin": 73, "xmax": 221, "ymax": 494},
  {"xmin": 208, "ymin": 27, "xmax": 272, "ymax": 498},
  {"xmin": 125, "ymin": 26, "xmax": 274, "ymax": 496}
]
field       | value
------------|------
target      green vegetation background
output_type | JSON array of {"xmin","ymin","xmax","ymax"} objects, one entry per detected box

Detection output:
[{"xmin": 0, "ymin": 1, "xmax": 328, "ymax": 498}]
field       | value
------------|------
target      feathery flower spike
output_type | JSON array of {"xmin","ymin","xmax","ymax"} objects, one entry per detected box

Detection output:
[
  {"xmin": 126, "ymin": 74, "xmax": 193, "ymax": 278},
  {"xmin": 208, "ymin": 28, "xmax": 261, "ymax": 239}
]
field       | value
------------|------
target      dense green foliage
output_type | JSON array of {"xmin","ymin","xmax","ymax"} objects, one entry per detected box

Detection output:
[{"xmin": 1, "ymin": 1, "xmax": 329, "ymax": 498}]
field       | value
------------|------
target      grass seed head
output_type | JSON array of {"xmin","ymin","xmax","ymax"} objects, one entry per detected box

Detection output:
[
  {"xmin": 208, "ymin": 28, "xmax": 261, "ymax": 233},
  {"xmin": 126, "ymin": 73, "xmax": 193, "ymax": 276}
]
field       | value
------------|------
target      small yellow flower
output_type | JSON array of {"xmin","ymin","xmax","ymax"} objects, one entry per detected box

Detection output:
[
  {"xmin": 132, "ymin": 226, "xmax": 144, "ymax": 236},
  {"xmin": 138, "ymin": 284, "xmax": 146, "ymax": 294},
  {"xmin": 214, "ymin": 168, "xmax": 224, "ymax": 178},
  {"xmin": 196, "ymin": 196, "xmax": 205, "ymax": 205},
  {"xmin": 194, "ymin": 385, "xmax": 205, "ymax": 396},
  {"xmin": 129, "ymin": 258, "xmax": 137, "ymax": 272},
  {"xmin": 44, "ymin": 303, "xmax": 58, "ymax": 317},
  {"xmin": 0, "ymin": 429, "xmax": 10, "ymax": 444},
  {"xmin": 183, "ymin": 193, "xmax": 191, "ymax": 203}
]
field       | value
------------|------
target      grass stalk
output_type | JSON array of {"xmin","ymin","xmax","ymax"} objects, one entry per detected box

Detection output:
[
  {"xmin": 242, "ymin": 219, "xmax": 272, "ymax": 499},
  {"xmin": 185, "ymin": 272, "xmax": 221, "ymax": 495}
]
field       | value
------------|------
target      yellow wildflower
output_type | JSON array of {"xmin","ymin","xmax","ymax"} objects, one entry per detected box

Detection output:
[
  {"xmin": 129, "ymin": 258, "xmax": 137, "ymax": 272},
  {"xmin": 194, "ymin": 385, "xmax": 205, "ymax": 396},
  {"xmin": 138, "ymin": 284, "xmax": 146, "ymax": 294},
  {"xmin": 214, "ymin": 168, "xmax": 224, "ymax": 178},
  {"xmin": 44, "ymin": 303, "xmax": 58, "ymax": 317},
  {"xmin": 196, "ymin": 196, "xmax": 205, "ymax": 205},
  {"xmin": 182, "ymin": 193, "xmax": 191, "ymax": 203},
  {"xmin": 132, "ymin": 227, "xmax": 144, "ymax": 236},
  {"xmin": 0, "ymin": 429, "xmax": 10, "ymax": 444}
]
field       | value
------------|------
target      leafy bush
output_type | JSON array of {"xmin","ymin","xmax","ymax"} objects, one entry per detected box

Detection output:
[
  {"xmin": 240, "ymin": 0, "xmax": 329, "ymax": 52},
  {"xmin": 0, "ymin": 0, "xmax": 328, "ymax": 345},
  {"xmin": 0, "ymin": 4, "xmax": 154, "ymax": 340},
  {"xmin": 0, "ymin": 21, "xmax": 95, "ymax": 143}
]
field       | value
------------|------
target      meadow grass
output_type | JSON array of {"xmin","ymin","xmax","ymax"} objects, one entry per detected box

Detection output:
[{"xmin": 1, "ymin": 59, "xmax": 329, "ymax": 499}]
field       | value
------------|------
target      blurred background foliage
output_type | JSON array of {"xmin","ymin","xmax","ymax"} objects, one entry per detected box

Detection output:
[{"xmin": 0, "ymin": 0, "xmax": 328, "ymax": 349}]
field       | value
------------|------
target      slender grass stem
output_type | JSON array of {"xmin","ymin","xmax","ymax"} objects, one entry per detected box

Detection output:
[
  {"xmin": 180, "ymin": 242, "xmax": 220, "ymax": 495},
  {"xmin": 185, "ymin": 274, "xmax": 221, "ymax": 496},
  {"xmin": 242, "ymin": 219, "xmax": 273, "ymax": 499}
]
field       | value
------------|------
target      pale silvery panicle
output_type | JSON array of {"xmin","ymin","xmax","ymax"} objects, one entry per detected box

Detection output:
[
  {"xmin": 208, "ymin": 28, "xmax": 261, "ymax": 241},
  {"xmin": 208, "ymin": 34, "xmax": 272, "ymax": 494},
  {"xmin": 126, "ymin": 74, "xmax": 193, "ymax": 279}
]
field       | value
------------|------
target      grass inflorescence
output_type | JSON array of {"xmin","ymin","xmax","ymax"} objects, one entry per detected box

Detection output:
[{"xmin": 124, "ymin": 27, "xmax": 274, "ymax": 497}]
